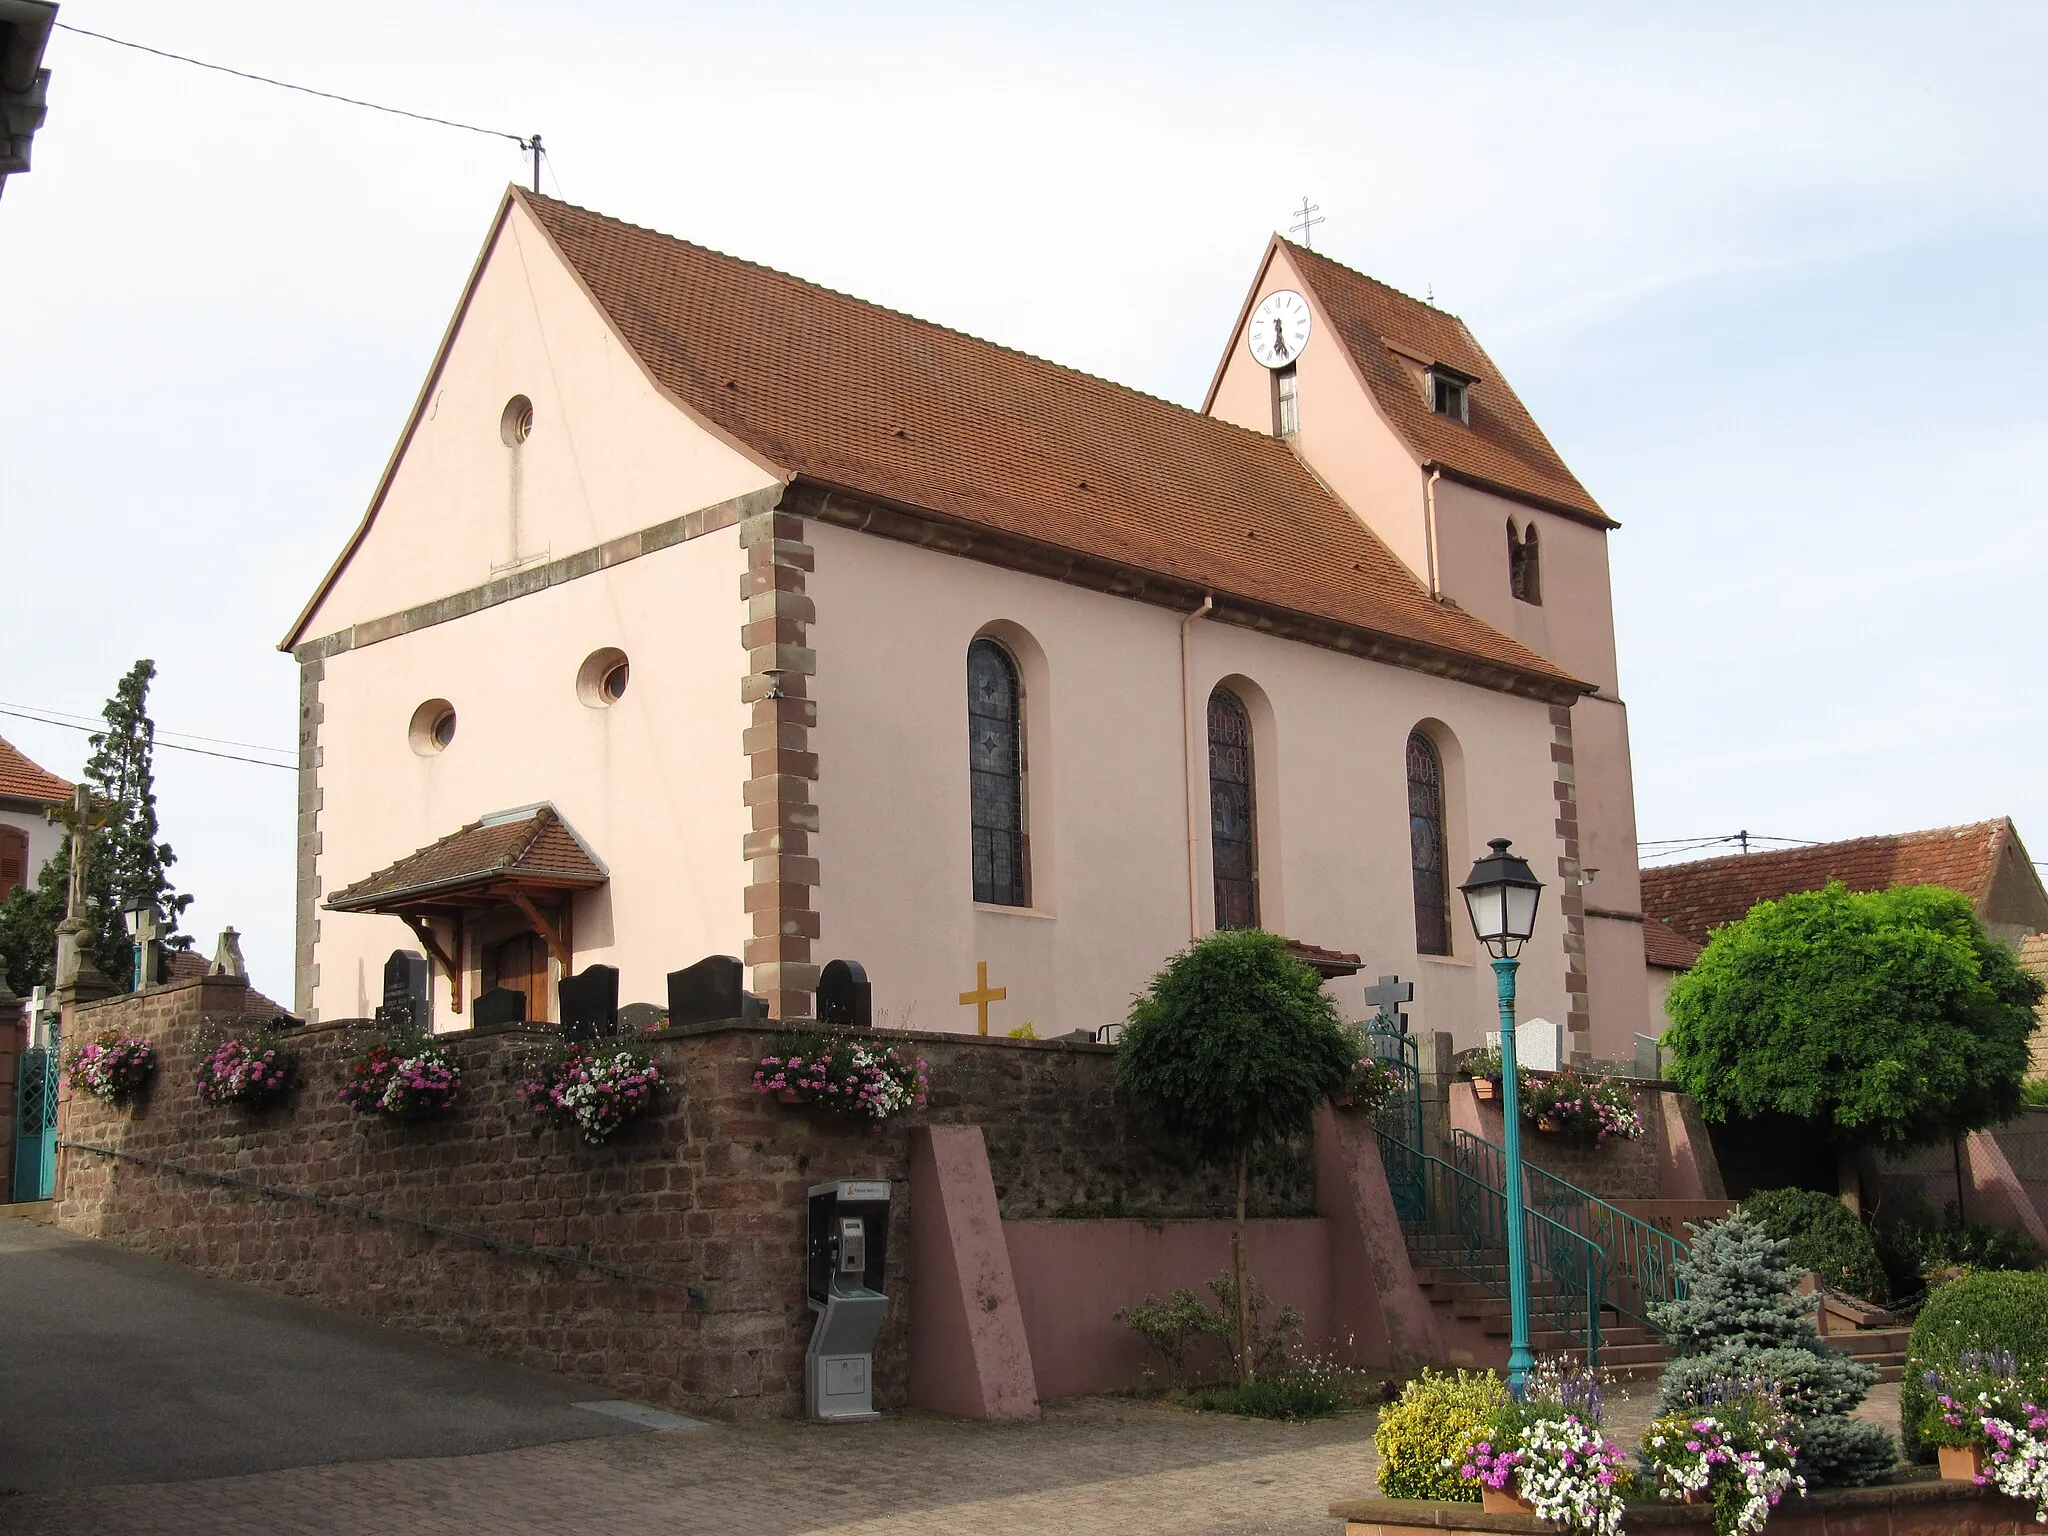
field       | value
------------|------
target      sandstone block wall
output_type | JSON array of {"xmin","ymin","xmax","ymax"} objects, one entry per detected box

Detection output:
[{"xmin": 53, "ymin": 976, "xmax": 1314, "ymax": 1420}]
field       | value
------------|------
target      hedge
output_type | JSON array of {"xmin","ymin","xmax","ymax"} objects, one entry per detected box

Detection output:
[
  {"xmin": 1901, "ymin": 1269, "xmax": 2048, "ymax": 1459},
  {"xmin": 1742, "ymin": 1186, "xmax": 1887, "ymax": 1303}
]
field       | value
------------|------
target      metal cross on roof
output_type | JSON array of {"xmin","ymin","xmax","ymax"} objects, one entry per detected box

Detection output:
[
  {"xmin": 1363, "ymin": 974, "xmax": 1413, "ymax": 1032},
  {"xmin": 1290, "ymin": 196, "xmax": 1324, "ymax": 250}
]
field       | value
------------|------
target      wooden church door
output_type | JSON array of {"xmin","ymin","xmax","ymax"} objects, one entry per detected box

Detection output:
[{"xmin": 487, "ymin": 931, "xmax": 549, "ymax": 1023}]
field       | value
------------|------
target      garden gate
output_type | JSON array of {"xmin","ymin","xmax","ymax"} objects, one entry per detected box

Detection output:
[{"xmin": 11, "ymin": 1036, "xmax": 58, "ymax": 1203}]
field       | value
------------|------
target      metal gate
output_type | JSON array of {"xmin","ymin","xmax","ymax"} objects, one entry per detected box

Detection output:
[
  {"xmin": 12, "ymin": 1043, "xmax": 58, "ymax": 1203},
  {"xmin": 1362, "ymin": 1019, "xmax": 1424, "ymax": 1218}
]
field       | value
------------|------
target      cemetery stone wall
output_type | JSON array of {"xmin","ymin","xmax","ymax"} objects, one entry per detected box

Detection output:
[{"xmin": 52, "ymin": 975, "xmax": 1314, "ymax": 1421}]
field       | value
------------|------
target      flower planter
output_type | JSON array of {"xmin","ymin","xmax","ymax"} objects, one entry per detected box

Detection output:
[
  {"xmin": 1472, "ymin": 1078, "xmax": 1499, "ymax": 1101},
  {"xmin": 1480, "ymin": 1487, "xmax": 1536, "ymax": 1517},
  {"xmin": 1938, "ymin": 1443, "xmax": 1986, "ymax": 1482},
  {"xmin": 1536, "ymin": 1115, "xmax": 1562, "ymax": 1134}
]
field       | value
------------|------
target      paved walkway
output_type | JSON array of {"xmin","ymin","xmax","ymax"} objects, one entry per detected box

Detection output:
[{"xmin": 0, "ymin": 1219, "xmax": 1909, "ymax": 1536}]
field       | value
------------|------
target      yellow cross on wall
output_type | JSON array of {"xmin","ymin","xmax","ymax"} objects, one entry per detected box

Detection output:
[{"xmin": 958, "ymin": 961, "xmax": 1006, "ymax": 1037}]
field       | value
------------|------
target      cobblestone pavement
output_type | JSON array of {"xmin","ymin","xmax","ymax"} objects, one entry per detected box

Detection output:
[{"xmin": 0, "ymin": 1397, "xmax": 1382, "ymax": 1536}]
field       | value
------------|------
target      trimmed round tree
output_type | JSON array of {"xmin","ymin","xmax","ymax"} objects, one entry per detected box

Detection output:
[
  {"xmin": 1115, "ymin": 928, "xmax": 1355, "ymax": 1382},
  {"xmin": 1665, "ymin": 882, "xmax": 2040, "ymax": 1204}
]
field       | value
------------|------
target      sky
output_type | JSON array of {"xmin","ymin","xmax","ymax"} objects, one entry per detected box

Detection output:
[{"xmin": 3, "ymin": 1, "xmax": 2045, "ymax": 997}]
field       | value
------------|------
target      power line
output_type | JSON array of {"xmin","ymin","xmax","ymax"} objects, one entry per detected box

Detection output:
[
  {"xmin": 0, "ymin": 706, "xmax": 294, "ymax": 772},
  {"xmin": 53, "ymin": 22, "xmax": 546, "ymax": 187},
  {"xmin": 0, "ymin": 700, "xmax": 291, "ymax": 759}
]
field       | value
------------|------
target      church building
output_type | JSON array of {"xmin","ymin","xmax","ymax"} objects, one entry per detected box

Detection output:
[{"xmin": 283, "ymin": 188, "xmax": 1650, "ymax": 1058}]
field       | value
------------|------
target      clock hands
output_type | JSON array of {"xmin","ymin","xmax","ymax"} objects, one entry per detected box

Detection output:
[{"xmin": 1270, "ymin": 316, "xmax": 1290, "ymax": 361}]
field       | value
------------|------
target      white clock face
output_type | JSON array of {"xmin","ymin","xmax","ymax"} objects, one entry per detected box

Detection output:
[{"xmin": 1248, "ymin": 289, "xmax": 1312, "ymax": 369}]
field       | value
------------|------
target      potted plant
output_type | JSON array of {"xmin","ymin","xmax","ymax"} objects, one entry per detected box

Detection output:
[
  {"xmin": 1331, "ymin": 1043, "xmax": 1405, "ymax": 1113},
  {"xmin": 515, "ymin": 1041, "xmax": 663, "ymax": 1145},
  {"xmin": 1639, "ymin": 1377, "xmax": 1802, "ymax": 1536},
  {"xmin": 65, "ymin": 1031, "xmax": 157, "ymax": 1107},
  {"xmin": 196, "ymin": 1027, "xmax": 297, "ymax": 1110},
  {"xmin": 753, "ymin": 1032, "xmax": 927, "ymax": 1123},
  {"xmin": 339, "ymin": 1029, "xmax": 462, "ymax": 1124},
  {"xmin": 1520, "ymin": 1069, "xmax": 1645, "ymax": 1145},
  {"xmin": 1458, "ymin": 1359, "xmax": 1630, "ymax": 1533},
  {"xmin": 1463, "ymin": 1046, "xmax": 1504, "ymax": 1100},
  {"xmin": 1919, "ymin": 1348, "xmax": 2048, "ymax": 1504}
]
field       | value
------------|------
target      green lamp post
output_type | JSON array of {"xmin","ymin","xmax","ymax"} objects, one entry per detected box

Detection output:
[{"xmin": 1459, "ymin": 837, "xmax": 1545, "ymax": 1396}]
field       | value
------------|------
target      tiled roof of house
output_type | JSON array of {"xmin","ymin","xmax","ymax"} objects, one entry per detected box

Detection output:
[
  {"xmin": 1283, "ymin": 938, "xmax": 1364, "ymax": 978},
  {"xmin": 515, "ymin": 193, "xmax": 1576, "ymax": 693},
  {"xmin": 1277, "ymin": 240, "xmax": 1612, "ymax": 526},
  {"xmin": 0, "ymin": 734, "xmax": 72, "ymax": 804},
  {"xmin": 326, "ymin": 803, "xmax": 606, "ymax": 911},
  {"xmin": 163, "ymin": 948, "xmax": 293, "ymax": 1019},
  {"xmin": 1642, "ymin": 915, "xmax": 1703, "ymax": 972},
  {"xmin": 1641, "ymin": 820, "xmax": 2024, "ymax": 951}
]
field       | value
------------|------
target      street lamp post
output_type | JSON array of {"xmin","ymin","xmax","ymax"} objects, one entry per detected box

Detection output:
[{"xmin": 1459, "ymin": 837, "xmax": 1545, "ymax": 1398}]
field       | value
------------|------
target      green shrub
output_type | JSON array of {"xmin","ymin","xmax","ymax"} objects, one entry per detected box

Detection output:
[
  {"xmin": 1902, "ymin": 1270, "xmax": 2048, "ymax": 1460},
  {"xmin": 1742, "ymin": 1187, "xmax": 1887, "ymax": 1302},
  {"xmin": 1875, "ymin": 1207, "xmax": 2040, "ymax": 1298},
  {"xmin": 1373, "ymin": 1368, "xmax": 1508, "ymax": 1500}
]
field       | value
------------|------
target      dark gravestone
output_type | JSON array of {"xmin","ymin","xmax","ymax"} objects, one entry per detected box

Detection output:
[
  {"xmin": 375, "ymin": 950, "xmax": 429, "ymax": 1034},
  {"xmin": 817, "ymin": 959, "xmax": 872, "ymax": 1029},
  {"xmin": 667, "ymin": 954, "xmax": 768, "ymax": 1027},
  {"xmin": 619, "ymin": 1002, "xmax": 668, "ymax": 1034},
  {"xmin": 558, "ymin": 965, "xmax": 620, "ymax": 1043},
  {"xmin": 472, "ymin": 987, "xmax": 527, "ymax": 1028}
]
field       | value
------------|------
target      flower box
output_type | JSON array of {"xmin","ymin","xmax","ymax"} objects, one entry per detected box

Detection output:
[
  {"xmin": 1474, "ymin": 1079, "xmax": 1499, "ymax": 1101},
  {"xmin": 1938, "ymin": 1444, "xmax": 1985, "ymax": 1483},
  {"xmin": 1480, "ymin": 1487, "xmax": 1536, "ymax": 1516},
  {"xmin": 1536, "ymin": 1115, "xmax": 1562, "ymax": 1133}
]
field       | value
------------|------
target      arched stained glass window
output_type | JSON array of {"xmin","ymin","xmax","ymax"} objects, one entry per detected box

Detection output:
[
  {"xmin": 1407, "ymin": 731, "xmax": 1451, "ymax": 955},
  {"xmin": 1208, "ymin": 688, "xmax": 1259, "ymax": 929},
  {"xmin": 968, "ymin": 638, "xmax": 1027, "ymax": 906}
]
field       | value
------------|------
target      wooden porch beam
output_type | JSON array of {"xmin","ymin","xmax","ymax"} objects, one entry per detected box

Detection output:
[
  {"xmin": 400, "ymin": 914, "xmax": 464, "ymax": 1012},
  {"xmin": 506, "ymin": 890, "xmax": 571, "ymax": 971}
]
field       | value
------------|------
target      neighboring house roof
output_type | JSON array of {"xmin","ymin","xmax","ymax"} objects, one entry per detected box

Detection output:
[
  {"xmin": 326, "ymin": 803, "xmax": 606, "ymax": 912},
  {"xmin": 163, "ymin": 948, "xmax": 294, "ymax": 1020},
  {"xmin": 289, "ymin": 189, "xmax": 1582, "ymax": 705},
  {"xmin": 1641, "ymin": 820, "xmax": 2030, "ymax": 951},
  {"xmin": 1642, "ymin": 915, "xmax": 1703, "ymax": 972},
  {"xmin": 1282, "ymin": 938, "xmax": 1364, "ymax": 979},
  {"xmin": 0, "ymin": 733, "xmax": 73, "ymax": 804},
  {"xmin": 1228, "ymin": 238, "xmax": 1612, "ymax": 527}
]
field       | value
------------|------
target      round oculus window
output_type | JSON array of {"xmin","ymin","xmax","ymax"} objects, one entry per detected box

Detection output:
[
  {"xmin": 408, "ymin": 698, "xmax": 457, "ymax": 756},
  {"xmin": 576, "ymin": 647, "xmax": 631, "ymax": 708},
  {"xmin": 500, "ymin": 394, "xmax": 534, "ymax": 446}
]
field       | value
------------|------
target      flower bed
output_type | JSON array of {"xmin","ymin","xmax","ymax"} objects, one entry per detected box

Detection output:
[
  {"xmin": 1458, "ymin": 1361, "xmax": 1631, "ymax": 1536},
  {"xmin": 515, "ymin": 1043, "xmax": 662, "ymax": 1145},
  {"xmin": 196, "ymin": 1031, "xmax": 296, "ymax": 1109},
  {"xmin": 65, "ymin": 1032, "xmax": 157, "ymax": 1106},
  {"xmin": 338, "ymin": 1038, "xmax": 462, "ymax": 1123},
  {"xmin": 753, "ymin": 1032, "xmax": 927, "ymax": 1122},
  {"xmin": 1640, "ymin": 1380, "xmax": 1802, "ymax": 1536},
  {"xmin": 1919, "ymin": 1348, "xmax": 2048, "ymax": 1520}
]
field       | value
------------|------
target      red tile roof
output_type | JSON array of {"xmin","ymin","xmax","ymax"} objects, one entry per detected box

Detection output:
[
  {"xmin": 0, "ymin": 734, "xmax": 73, "ymax": 804},
  {"xmin": 510, "ymin": 193, "xmax": 1576, "ymax": 695},
  {"xmin": 1642, "ymin": 915, "xmax": 1703, "ymax": 972},
  {"xmin": 1274, "ymin": 240, "xmax": 1612, "ymax": 526},
  {"xmin": 1641, "ymin": 820, "xmax": 2025, "ymax": 952},
  {"xmin": 1283, "ymin": 938, "xmax": 1364, "ymax": 978},
  {"xmin": 326, "ymin": 803, "xmax": 606, "ymax": 911},
  {"xmin": 163, "ymin": 948, "xmax": 293, "ymax": 1019}
]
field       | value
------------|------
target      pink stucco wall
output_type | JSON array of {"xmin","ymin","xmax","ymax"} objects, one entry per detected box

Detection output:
[
  {"xmin": 807, "ymin": 520, "xmax": 1573, "ymax": 1045},
  {"xmin": 302, "ymin": 199, "xmax": 777, "ymax": 640},
  {"xmin": 1003, "ymin": 1218, "xmax": 1334, "ymax": 1398}
]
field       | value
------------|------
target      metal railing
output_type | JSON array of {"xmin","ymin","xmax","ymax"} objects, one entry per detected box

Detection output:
[
  {"xmin": 1447, "ymin": 1127, "xmax": 1688, "ymax": 1328},
  {"xmin": 1379, "ymin": 1130, "xmax": 1606, "ymax": 1362}
]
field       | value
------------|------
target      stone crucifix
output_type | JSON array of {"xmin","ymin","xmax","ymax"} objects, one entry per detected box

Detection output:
[
  {"xmin": 46, "ymin": 785, "xmax": 115, "ymax": 996},
  {"xmin": 1363, "ymin": 973, "xmax": 1414, "ymax": 1034}
]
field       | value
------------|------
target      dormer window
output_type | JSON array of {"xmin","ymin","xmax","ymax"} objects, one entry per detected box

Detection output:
[{"xmin": 1428, "ymin": 366, "xmax": 1471, "ymax": 423}]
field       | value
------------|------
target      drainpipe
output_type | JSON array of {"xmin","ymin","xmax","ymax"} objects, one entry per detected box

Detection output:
[
  {"xmin": 1423, "ymin": 467, "xmax": 1443, "ymax": 599},
  {"xmin": 1180, "ymin": 593, "xmax": 1215, "ymax": 941}
]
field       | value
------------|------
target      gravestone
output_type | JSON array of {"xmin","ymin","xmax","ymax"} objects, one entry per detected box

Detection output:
[
  {"xmin": 1363, "ymin": 974, "xmax": 1413, "ymax": 1033},
  {"xmin": 619, "ymin": 1002, "xmax": 668, "ymax": 1034},
  {"xmin": 667, "ymin": 954, "xmax": 768, "ymax": 1026},
  {"xmin": 816, "ymin": 959, "xmax": 872, "ymax": 1029},
  {"xmin": 558, "ymin": 965, "xmax": 620, "ymax": 1043},
  {"xmin": 375, "ymin": 950, "xmax": 430, "ymax": 1035},
  {"xmin": 1488, "ymin": 1017, "xmax": 1563, "ymax": 1072},
  {"xmin": 472, "ymin": 986, "xmax": 527, "ymax": 1028}
]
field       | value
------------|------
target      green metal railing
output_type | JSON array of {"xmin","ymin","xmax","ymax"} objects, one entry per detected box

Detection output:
[
  {"xmin": 1447, "ymin": 1127, "xmax": 1689, "ymax": 1328},
  {"xmin": 1379, "ymin": 1129, "xmax": 1607, "ymax": 1361}
]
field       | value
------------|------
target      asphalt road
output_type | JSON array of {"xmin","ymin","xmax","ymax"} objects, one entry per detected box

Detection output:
[{"xmin": 0, "ymin": 1219, "xmax": 662, "ymax": 1493}]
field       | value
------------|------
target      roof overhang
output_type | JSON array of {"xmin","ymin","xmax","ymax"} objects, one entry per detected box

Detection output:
[
  {"xmin": 324, "ymin": 803, "xmax": 607, "ymax": 917},
  {"xmin": 0, "ymin": 1, "xmax": 55, "ymax": 194}
]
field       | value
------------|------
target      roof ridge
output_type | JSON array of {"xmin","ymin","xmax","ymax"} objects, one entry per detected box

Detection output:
[
  {"xmin": 1276, "ymin": 235, "xmax": 1466, "ymax": 322},
  {"xmin": 1642, "ymin": 820, "xmax": 2011, "ymax": 878},
  {"xmin": 525, "ymin": 192, "xmax": 1311, "ymax": 457}
]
